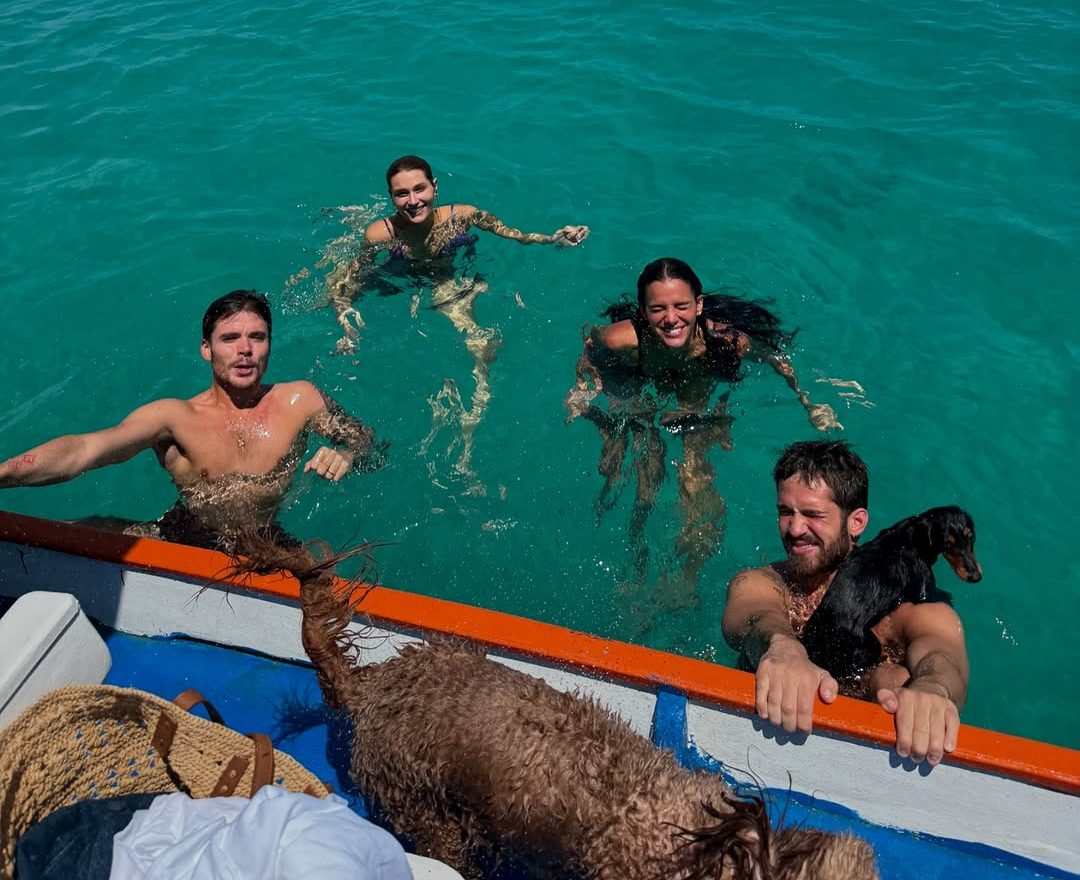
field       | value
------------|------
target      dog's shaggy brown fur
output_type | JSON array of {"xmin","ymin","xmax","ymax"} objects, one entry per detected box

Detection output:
[{"xmin": 246, "ymin": 541, "xmax": 879, "ymax": 880}]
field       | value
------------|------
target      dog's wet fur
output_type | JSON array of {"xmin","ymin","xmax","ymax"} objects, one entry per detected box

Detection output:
[
  {"xmin": 802, "ymin": 505, "xmax": 981, "ymax": 685},
  {"xmin": 240, "ymin": 540, "xmax": 879, "ymax": 880}
]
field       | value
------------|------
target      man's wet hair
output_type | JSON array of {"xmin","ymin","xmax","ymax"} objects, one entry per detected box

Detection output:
[
  {"xmin": 386, "ymin": 155, "xmax": 434, "ymax": 188},
  {"xmin": 773, "ymin": 440, "xmax": 869, "ymax": 514},
  {"xmin": 635, "ymin": 257, "xmax": 704, "ymax": 306},
  {"xmin": 202, "ymin": 290, "xmax": 272, "ymax": 342}
]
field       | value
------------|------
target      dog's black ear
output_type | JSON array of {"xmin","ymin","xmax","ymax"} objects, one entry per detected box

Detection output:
[
  {"xmin": 914, "ymin": 514, "xmax": 937, "ymax": 551},
  {"xmin": 951, "ymin": 509, "xmax": 977, "ymax": 544}
]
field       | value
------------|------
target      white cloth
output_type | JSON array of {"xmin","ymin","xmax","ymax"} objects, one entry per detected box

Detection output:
[{"xmin": 110, "ymin": 786, "xmax": 413, "ymax": 880}]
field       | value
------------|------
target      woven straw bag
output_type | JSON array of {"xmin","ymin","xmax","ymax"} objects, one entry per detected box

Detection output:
[{"xmin": 0, "ymin": 684, "xmax": 331, "ymax": 879}]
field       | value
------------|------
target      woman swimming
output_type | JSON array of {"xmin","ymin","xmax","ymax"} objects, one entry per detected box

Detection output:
[
  {"xmin": 565, "ymin": 257, "xmax": 840, "ymax": 621},
  {"xmin": 329, "ymin": 155, "xmax": 588, "ymax": 491}
]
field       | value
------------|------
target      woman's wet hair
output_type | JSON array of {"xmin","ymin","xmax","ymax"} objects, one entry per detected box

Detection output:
[
  {"xmin": 773, "ymin": 440, "xmax": 869, "ymax": 515},
  {"xmin": 202, "ymin": 290, "xmax": 272, "ymax": 341},
  {"xmin": 386, "ymin": 155, "xmax": 434, "ymax": 188},
  {"xmin": 635, "ymin": 257, "xmax": 704, "ymax": 306}
]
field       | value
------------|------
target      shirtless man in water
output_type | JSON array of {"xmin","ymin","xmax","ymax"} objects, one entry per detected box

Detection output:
[
  {"xmin": 722, "ymin": 440, "xmax": 969, "ymax": 766},
  {"xmin": 0, "ymin": 290, "xmax": 385, "ymax": 550}
]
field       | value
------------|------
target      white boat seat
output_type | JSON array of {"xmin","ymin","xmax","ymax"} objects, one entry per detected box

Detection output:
[{"xmin": 0, "ymin": 591, "xmax": 112, "ymax": 731}]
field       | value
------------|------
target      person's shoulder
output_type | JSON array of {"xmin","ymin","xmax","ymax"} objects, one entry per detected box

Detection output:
[
  {"xmin": 442, "ymin": 204, "xmax": 480, "ymax": 226},
  {"xmin": 728, "ymin": 563, "xmax": 787, "ymax": 592},
  {"xmin": 273, "ymin": 379, "xmax": 321, "ymax": 402},
  {"xmin": 128, "ymin": 397, "xmax": 189, "ymax": 419},
  {"xmin": 363, "ymin": 218, "xmax": 393, "ymax": 242},
  {"xmin": 723, "ymin": 564, "xmax": 790, "ymax": 618},
  {"xmin": 113, "ymin": 397, "xmax": 189, "ymax": 437},
  {"xmin": 591, "ymin": 319, "xmax": 637, "ymax": 351}
]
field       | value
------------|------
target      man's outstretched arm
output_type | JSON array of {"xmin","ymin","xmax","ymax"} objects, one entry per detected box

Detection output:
[
  {"xmin": 0, "ymin": 402, "xmax": 175, "ymax": 489},
  {"xmin": 722, "ymin": 568, "xmax": 838, "ymax": 734}
]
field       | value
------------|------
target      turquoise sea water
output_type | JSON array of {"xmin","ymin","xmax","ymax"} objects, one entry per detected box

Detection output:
[{"xmin": 2, "ymin": 0, "xmax": 1077, "ymax": 747}]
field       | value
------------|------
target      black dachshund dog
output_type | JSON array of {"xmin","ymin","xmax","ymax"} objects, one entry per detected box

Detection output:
[{"xmin": 801, "ymin": 505, "xmax": 981, "ymax": 686}]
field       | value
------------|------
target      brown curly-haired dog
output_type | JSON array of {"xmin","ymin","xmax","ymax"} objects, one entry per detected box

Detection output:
[{"xmin": 254, "ymin": 542, "xmax": 878, "ymax": 880}]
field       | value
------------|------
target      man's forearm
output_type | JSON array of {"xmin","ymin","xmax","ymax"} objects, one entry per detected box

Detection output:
[
  {"xmin": 0, "ymin": 437, "xmax": 85, "ymax": 488},
  {"xmin": 908, "ymin": 649, "xmax": 968, "ymax": 710},
  {"xmin": 727, "ymin": 609, "xmax": 802, "ymax": 668},
  {"xmin": 310, "ymin": 405, "xmax": 385, "ymax": 473}
]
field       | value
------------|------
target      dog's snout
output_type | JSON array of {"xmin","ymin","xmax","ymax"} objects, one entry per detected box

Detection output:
[{"xmin": 945, "ymin": 551, "xmax": 982, "ymax": 583}]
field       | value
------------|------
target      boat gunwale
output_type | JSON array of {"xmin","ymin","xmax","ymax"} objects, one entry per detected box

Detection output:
[{"xmin": 1, "ymin": 509, "xmax": 1076, "ymax": 797}]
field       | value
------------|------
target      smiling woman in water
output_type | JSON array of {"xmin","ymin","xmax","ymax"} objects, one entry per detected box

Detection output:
[
  {"xmin": 566, "ymin": 257, "xmax": 840, "ymax": 622},
  {"xmin": 328, "ymin": 155, "xmax": 588, "ymax": 493}
]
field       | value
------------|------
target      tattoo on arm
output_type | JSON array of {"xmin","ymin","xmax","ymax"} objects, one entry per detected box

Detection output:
[
  {"xmin": 5, "ymin": 454, "xmax": 36, "ymax": 472},
  {"xmin": 471, "ymin": 210, "xmax": 553, "ymax": 244},
  {"xmin": 909, "ymin": 649, "xmax": 964, "ymax": 702},
  {"xmin": 911, "ymin": 650, "xmax": 963, "ymax": 679}
]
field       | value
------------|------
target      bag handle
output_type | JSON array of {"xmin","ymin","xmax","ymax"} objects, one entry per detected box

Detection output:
[
  {"xmin": 150, "ymin": 690, "xmax": 276, "ymax": 797},
  {"xmin": 207, "ymin": 733, "xmax": 275, "ymax": 797},
  {"xmin": 172, "ymin": 688, "xmax": 225, "ymax": 723}
]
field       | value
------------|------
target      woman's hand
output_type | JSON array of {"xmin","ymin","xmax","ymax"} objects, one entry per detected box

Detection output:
[
  {"xmin": 807, "ymin": 402, "xmax": 843, "ymax": 431},
  {"xmin": 564, "ymin": 385, "xmax": 600, "ymax": 424},
  {"xmin": 553, "ymin": 225, "xmax": 590, "ymax": 246},
  {"xmin": 335, "ymin": 307, "xmax": 364, "ymax": 354}
]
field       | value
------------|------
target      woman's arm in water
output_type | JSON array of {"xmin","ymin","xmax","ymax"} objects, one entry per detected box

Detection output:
[
  {"xmin": 750, "ymin": 345, "xmax": 842, "ymax": 431},
  {"xmin": 564, "ymin": 337, "xmax": 604, "ymax": 425},
  {"xmin": 463, "ymin": 206, "xmax": 589, "ymax": 247},
  {"xmin": 563, "ymin": 322, "xmax": 637, "ymax": 424},
  {"xmin": 0, "ymin": 401, "xmax": 178, "ymax": 488},
  {"xmin": 328, "ymin": 240, "xmax": 383, "ymax": 354}
]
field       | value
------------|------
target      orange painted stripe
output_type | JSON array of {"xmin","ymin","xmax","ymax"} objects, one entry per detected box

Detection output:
[{"xmin": 1, "ymin": 509, "xmax": 1077, "ymax": 796}]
